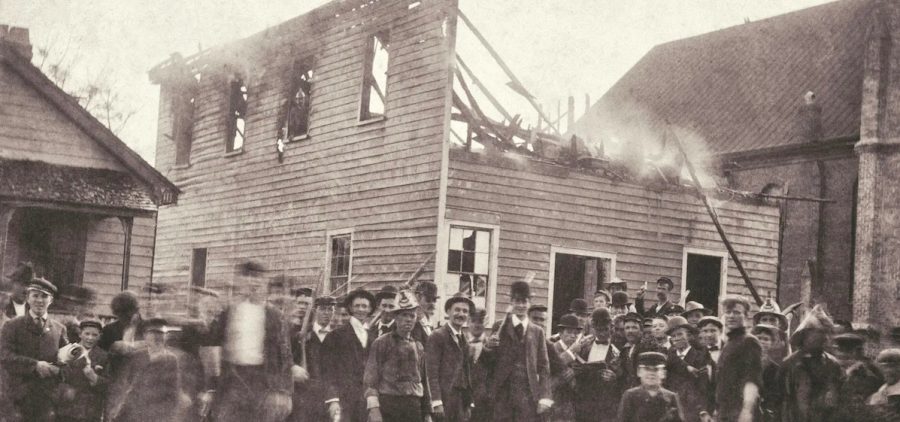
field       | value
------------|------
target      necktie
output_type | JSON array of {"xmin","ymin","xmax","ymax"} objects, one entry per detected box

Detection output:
[
  {"xmin": 514, "ymin": 323, "xmax": 524, "ymax": 340},
  {"xmin": 35, "ymin": 317, "xmax": 44, "ymax": 331}
]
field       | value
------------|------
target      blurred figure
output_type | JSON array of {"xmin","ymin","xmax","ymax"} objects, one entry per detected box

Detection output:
[
  {"xmin": 618, "ymin": 352, "xmax": 684, "ymax": 422},
  {"xmin": 832, "ymin": 333, "xmax": 884, "ymax": 422},
  {"xmin": 56, "ymin": 319, "xmax": 109, "ymax": 422},
  {"xmin": 0, "ymin": 277, "xmax": 67, "ymax": 422},
  {"xmin": 290, "ymin": 287, "xmax": 313, "ymax": 331},
  {"xmin": 204, "ymin": 261, "xmax": 294, "ymax": 422},
  {"xmin": 98, "ymin": 291, "xmax": 144, "ymax": 377},
  {"xmin": 611, "ymin": 314, "xmax": 627, "ymax": 350},
  {"xmin": 681, "ymin": 302, "xmax": 712, "ymax": 326},
  {"xmin": 3, "ymin": 262, "xmax": 33, "ymax": 318},
  {"xmin": 868, "ymin": 349, "xmax": 900, "ymax": 410},
  {"xmin": 635, "ymin": 277, "xmax": 676, "ymax": 318},
  {"xmin": 609, "ymin": 292, "xmax": 632, "ymax": 320},
  {"xmin": 665, "ymin": 306, "xmax": 685, "ymax": 320},
  {"xmin": 750, "ymin": 324, "xmax": 781, "ymax": 422},
  {"xmin": 550, "ymin": 314, "xmax": 583, "ymax": 422},
  {"xmin": 527, "ymin": 304, "xmax": 548, "ymax": 328},
  {"xmin": 290, "ymin": 293, "xmax": 333, "ymax": 422},
  {"xmin": 665, "ymin": 316, "xmax": 713, "ymax": 422},
  {"xmin": 606, "ymin": 279, "xmax": 636, "ymax": 314},
  {"xmin": 467, "ymin": 309, "xmax": 492, "ymax": 422},
  {"xmin": 412, "ymin": 281, "xmax": 439, "ymax": 345}
]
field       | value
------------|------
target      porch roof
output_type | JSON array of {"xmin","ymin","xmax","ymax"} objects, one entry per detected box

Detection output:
[{"xmin": 0, "ymin": 158, "xmax": 157, "ymax": 212}]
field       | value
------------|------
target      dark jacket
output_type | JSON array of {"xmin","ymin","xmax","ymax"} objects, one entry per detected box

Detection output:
[
  {"xmin": 291, "ymin": 329, "xmax": 329, "ymax": 422},
  {"xmin": 426, "ymin": 325, "xmax": 472, "ymax": 419},
  {"xmin": 0, "ymin": 314, "xmax": 68, "ymax": 401},
  {"xmin": 411, "ymin": 319, "xmax": 432, "ymax": 346},
  {"xmin": 97, "ymin": 316, "xmax": 144, "ymax": 377},
  {"xmin": 481, "ymin": 316, "xmax": 552, "ymax": 403},
  {"xmin": 777, "ymin": 351, "xmax": 843, "ymax": 422},
  {"xmin": 635, "ymin": 298, "xmax": 675, "ymax": 318},
  {"xmin": 57, "ymin": 346, "xmax": 109, "ymax": 421},
  {"xmin": 574, "ymin": 342, "xmax": 623, "ymax": 421},
  {"xmin": 106, "ymin": 348, "xmax": 199, "ymax": 422},
  {"xmin": 3, "ymin": 300, "xmax": 28, "ymax": 319},
  {"xmin": 665, "ymin": 346, "xmax": 714, "ymax": 422},
  {"xmin": 618, "ymin": 386, "xmax": 684, "ymax": 422},
  {"xmin": 322, "ymin": 318, "xmax": 374, "ymax": 422}
]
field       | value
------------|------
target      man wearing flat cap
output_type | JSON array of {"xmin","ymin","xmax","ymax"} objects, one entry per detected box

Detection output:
[
  {"xmin": 412, "ymin": 281, "xmax": 439, "ymax": 345},
  {"xmin": 0, "ymin": 277, "xmax": 68, "ymax": 422},
  {"xmin": 636, "ymin": 277, "xmax": 676, "ymax": 318},
  {"xmin": 482, "ymin": 281, "xmax": 552, "ymax": 422},
  {"xmin": 427, "ymin": 293, "xmax": 475, "ymax": 422},
  {"xmin": 861, "ymin": 349, "xmax": 900, "ymax": 421},
  {"xmin": 322, "ymin": 288, "xmax": 377, "ymax": 421}
]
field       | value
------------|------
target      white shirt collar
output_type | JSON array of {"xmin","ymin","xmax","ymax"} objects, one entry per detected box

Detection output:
[
  {"xmin": 350, "ymin": 316, "xmax": 367, "ymax": 331},
  {"xmin": 28, "ymin": 310, "xmax": 47, "ymax": 321},
  {"xmin": 349, "ymin": 316, "xmax": 368, "ymax": 345},
  {"xmin": 380, "ymin": 320, "xmax": 395, "ymax": 328},
  {"xmin": 511, "ymin": 314, "xmax": 529, "ymax": 331},
  {"xmin": 677, "ymin": 345, "xmax": 691, "ymax": 357},
  {"xmin": 448, "ymin": 324, "xmax": 462, "ymax": 337},
  {"xmin": 13, "ymin": 301, "xmax": 26, "ymax": 316}
]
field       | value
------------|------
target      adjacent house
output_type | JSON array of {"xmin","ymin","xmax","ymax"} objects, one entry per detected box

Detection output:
[
  {"xmin": 149, "ymin": 0, "xmax": 780, "ymax": 328},
  {"xmin": 0, "ymin": 26, "xmax": 179, "ymax": 314}
]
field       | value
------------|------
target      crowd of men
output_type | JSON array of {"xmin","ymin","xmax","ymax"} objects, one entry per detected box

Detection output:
[{"xmin": 2, "ymin": 261, "xmax": 900, "ymax": 422}]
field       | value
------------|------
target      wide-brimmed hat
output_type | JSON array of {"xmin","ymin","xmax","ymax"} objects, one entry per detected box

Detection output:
[
  {"xmin": 391, "ymin": 289, "xmax": 419, "ymax": 314},
  {"xmin": 557, "ymin": 313, "xmax": 581, "ymax": 330},
  {"xmin": 682, "ymin": 301, "xmax": 712, "ymax": 317},
  {"xmin": 569, "ymin": 298, "xmax": 591, "ymax": 316},
  {"xmin": 697, "ymin": 315, "xmax": 723, "ymax": 330},
  {"xmin": 833, "ymin": 333, "xmax": 866, "ymax": 351},
  {"xmin": 753, "ymin": 298, "xmax": 788, "ymax": 328},
  {"xmin": 611, "ymin": 291, "xmax": 630, "ymax": 308},
  {"xmin": 790, "ymin": 304, "xmax": 834, "ymax": 349},
  {"xmin": 376, "ymin": 285, "xmax": 398, "ymax": 301},
  {"xmin": 26, "ymin": 277, "xmax": 57, "ymax": 296},
  {"xmin": 344, "ymin": 288, "xmax": 376, "ymax": 312},
  {"xmin": 666, "ymin": 316, "xmax": 698, "ymax": 335},
  {"xmin": 445, "ymin": 292, "xmax": 475, "ymax": 313}
]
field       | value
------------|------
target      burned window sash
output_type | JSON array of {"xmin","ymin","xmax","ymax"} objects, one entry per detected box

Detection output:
[
  {"xmin": 171, "ymin": 73, "xmax": 200, "ymax": 166},
  {"xmin": 278, "ymin": 57, "xmax": 314, "ymax": 141},
  {"xmin": 226, "ymin": 75, "xmax": 248, "ymax": 153},
  {"xmin": 359, "ymin": 30, "xmax": 390, "ymax": 122},
  {"xmin": 329, "ymin": 234, "xmax": 353, "ymax": 294}
]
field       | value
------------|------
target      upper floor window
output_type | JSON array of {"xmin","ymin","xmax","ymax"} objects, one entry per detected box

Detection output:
[
  {"xmin": 173, "ymin": 78, "xmax": 198, "ymax": 165},
  {"xmin": 226, "ymin": 76, "xmax": 247, "ymax": 153},
  {"xmin": 359, "ymin": 31, "xmax": 390, "ymax": 121},
  {"xmin": 285, "ymin": 58, "xmax": 314, "ymax": 139}
]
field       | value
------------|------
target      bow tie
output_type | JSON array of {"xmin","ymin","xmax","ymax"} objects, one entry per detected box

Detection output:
[{"xmin": 709, "ymin": 346, "xmax": 719, "ymax": 351}]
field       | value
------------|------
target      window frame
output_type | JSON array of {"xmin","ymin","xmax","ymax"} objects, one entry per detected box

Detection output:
[
  {"xmin": 357, "ymin": 30, "xmax": 391, "ymax": 123},
  {"xmin": 190, "ymin": 247, "xmax": 208, "ymax": 288},
  {"xmin": 225, "ymin": 75, "xmax": 248, "ymax": 155},
  {"xmin": 680, "ymin": 246, "xmax": 729, "ymax": 315},
  {"xmin": 286, "ymin": 56, "xmax": 315, "ymax": 141},
  {"xmin": 436, "ymin": 220, "xmax": 500, "ymax": 322},
  {"xmin": 324, "ymin": 228, "xmax": 354, "ymax": 295},
  {"xmin": 546, "ymin": 246, "xmax": 617, "ymax": 333},
  {"xmin": 172, "ymin": 76, "xmax": 199, "ymax": 167}
]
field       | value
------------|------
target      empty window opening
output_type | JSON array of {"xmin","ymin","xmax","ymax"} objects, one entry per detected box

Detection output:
[
  {"xmin": 683, "ymin": 252, "xmax": 725, "ymax": 315},
  {"xmin": 285, "ymin": 59, "xmax": 314, "ymax": 139},
  {"xmin": 227, "ymin": 76, "xmax": 248, "ymax": 152},
  {"xmin": 191, "ymin": 248, "xmax": 207, "ymax": 287},
  {"xmin": 360, "ymin": 31, "xmax": 390, "ymax": 121}
]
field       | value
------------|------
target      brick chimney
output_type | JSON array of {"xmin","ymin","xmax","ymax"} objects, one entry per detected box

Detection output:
[{"xmin": 0, "ymin": 25, "xmax": 33, "ymax": 60}]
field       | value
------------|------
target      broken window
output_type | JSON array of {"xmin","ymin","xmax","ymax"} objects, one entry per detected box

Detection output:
[
  {"xmin": 284, "ymin": 58, "xmax": 314, "ymax": 139},
  {"xmin": 226, "ymin": 76, "xmax": 248, "ymax": 152},
  {"xmin": 328, "ymin": 233, "xmax": 353, "ymax": 294},
  {"xmin": 172, "ymin": 77, "xmax": 198, "ymax": 165},
  {"xmin": 359, "ymin": 31, "xmax": 390, "ymax": 121},
  {"xmin": 446, "ymin": 226, "xmax": 491, "ymax": 307}
]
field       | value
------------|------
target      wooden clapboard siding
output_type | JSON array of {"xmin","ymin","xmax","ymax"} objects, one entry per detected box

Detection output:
[
  {"xmin": 152, "ymin": 0, "xmax": 457, "ymax": 291},
  {"xmin": 82, "ymin": 216, "xmax": 155, "ymax": 314},
  {"xmin": 0, "ymin": 63, "xmax": 125, "ymax": 171},
  {"xmin": 445, "ymin": 152, "xmax": 780, "ymax": 320}
]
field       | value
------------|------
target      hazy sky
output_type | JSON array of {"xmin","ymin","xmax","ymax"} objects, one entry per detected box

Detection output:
[{"xmin": 1, "ymin": 0, "xmax": 833, "ymax": 164}]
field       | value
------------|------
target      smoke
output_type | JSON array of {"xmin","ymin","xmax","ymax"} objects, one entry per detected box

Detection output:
[{"xmin": 574, "ymin": 100, "xmax": 718, "ymax": 189}]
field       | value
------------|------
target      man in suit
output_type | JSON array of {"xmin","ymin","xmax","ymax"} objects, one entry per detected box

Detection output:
[
  {"xmin": 697, "ymin": 316, "xmax": 724, "ymax": 364},
  {"xmin": 635, "ymin": 277, "xmax": 676, "ymax": 318},
  {"xmin": 427, "ymin": 293, "xmax": 475, "ymax": 422},
  {"xmin": 573, "ymin": 309, "xmax": 623, "ymax": 422},
  {"xmin": 3, "ymin": 261, "xmax": 32, "ymax": 319},
  {"xmin": 467, "ymin": 309, "xmax": 493, "ymax": 422},
  {"xmin": 617, "ymin": 352, "xmax": 684, "ymax": 422},
  {"xmin": 482, "ymin": 281, "xmax": 552, "ymax": 422},
  {"xmin": 0, "ymin": 277, "xmax": 68, "ymax": 422},
  {"xmin": 322, "ymin": 288, "xmax": 376, "ymax": 422},
  {"xmin": 290, "ymin": 294, "xmax": 334, "ymax": 422},
  {"xmin": 203, "ymin": 261, "xmax": 294, "ymax": 422},
  {"xmin": 618, "ymin": 312, "xmax": 644, "ymax": 388},
  {"xmin": 664, "ymin": 316, "xmax": 714, "ymax": 422},
  {"xmin": 369, "ymin": 286, "xmax": 397, "ymax": 339},
  {"xmin": 412, "ymin": 282, "xmax": 438, "ymax": 345}
]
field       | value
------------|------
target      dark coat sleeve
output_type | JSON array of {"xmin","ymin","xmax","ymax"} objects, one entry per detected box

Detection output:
[
  {"xmin": 534, "ymin": 326, "xmax": 552, "ymax": 401},
  {"xmin": 617, "ymin": 390, "xmax": 635, "ymax": 422},
  {"xmin": 0, "ymin": 318, "xmax": 37, "ymax": 376},
  {"xmin": 425, "ymin": 328, "xmax": 446, "ymax": 404}
]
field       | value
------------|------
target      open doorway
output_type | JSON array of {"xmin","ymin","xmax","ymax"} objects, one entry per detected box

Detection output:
[
  {"xmin": 681, "ymin": 249, "xmax": 727, "ymax": 315},
  {"xmin": 548, "ymin": 248, "xmax": 614, "ymax": 333}
]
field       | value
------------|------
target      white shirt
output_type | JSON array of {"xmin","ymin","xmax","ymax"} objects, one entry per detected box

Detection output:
[
  {"xmin": 419, "ymin": 316, "xmax": 433, "ymax": 335},
  {"xmin": 313, "ymin": 322, "xmax": 330, "ymax": 342},
  {"xmin": 676, "ymin": 346, "xmax": 691, "ymax": 359},
  {"xmin": 588, "ymin": 342, "xmax": 610, "ymax": 363},
  {"xmin": 226, "ymin": 302, "xmax": 265, "ymax": 365},
  {"xmin": 349, "ymin": 316, "xmax": 368, "ymax": 347},
  {"xmin": 448, "ymin": 324, "xmax": 463, "ymax": 345},
  {"xmin": 869, "ymin": 381, "xmax": 900, "ymax": 405},
  {"xmin": 511, "ymin": 314, "xmax": 529, "ymax": 332},
  {"xmin": 13, "ymin": 301, "xmax": 25, "ymax": 317}
]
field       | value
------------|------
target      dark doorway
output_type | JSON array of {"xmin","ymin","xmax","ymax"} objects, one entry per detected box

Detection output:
[
  {"xmin": 8, "ymin": 208, "xmax": 87, "ymax": 290},
  {"xmin": 684, "ymin": 253, "xmax": 723, "ymax": 315},
  {"xmin": 551, "ymin": 252, "xmax": 611, "ymax": 333}
]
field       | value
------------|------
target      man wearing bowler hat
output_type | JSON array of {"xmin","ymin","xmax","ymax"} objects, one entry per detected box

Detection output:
[
  {"xmin": 665, "ymin": 316, "xmax": 713, "ymax": 422},
  {"xmin": 322, "ymin": 288, "xmax": 377, "ymax": 422},
  {"xmin": 569, "ymin": 298, "xmax": 592, "ymax": 338},
  {"xmin": 636, "ymin": 277, "xmax": 676, "ymax": 318},
  {"xmin": 412, "ymin": 281, "xmax": 439, "ymax": 345},
  {"xmin": 427, "ymin": 293, "xmax": 475, "ymax": 422},
  {"xmin": 0, "ymin": 276, "xmax": 68, "ymax": 422},
  {"xmin": 572, "ymin": 308, "xmax": 622, "ymax": 422},
  {"xmin": 482, "ymin": 281, "xmax": 552, "ymax": 422}
]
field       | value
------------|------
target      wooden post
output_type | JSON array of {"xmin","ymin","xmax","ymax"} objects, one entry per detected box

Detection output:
[
  {"xmin": 670, "ymin": 129, "xmax": 764, "ymax": 306},
  {"xmin": 567, "ymin": 96, "xmax": 575, "ymax": 133},
  {"xmin": 457, "ymin": 55, "xmax": 513, "ymax": 122},
  {"xmin": 118, "ymin": 217, "xmax": 133, "ymax": 291}
]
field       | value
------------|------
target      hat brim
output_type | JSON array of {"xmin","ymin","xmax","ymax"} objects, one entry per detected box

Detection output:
[
  {"xmin": 682, "ymin": 308, "xmax": 713, "ymax": 318},
  {"xmin": 25, "ymin": 285, "xmax": 53, "ymax": 296},
  {"xmin": 697, "ymin": 319, "xmax": 723, "ymax": 330},
  {"xmin": 666, "ymin": 324, "xmax": 699, "ymax": 336},
  {"xmin": 445, "ymin": 296, "xmax": 476, "ymax": 313},
  {"xmin": 753, "ymin": 311, "xmax": 788, "ymax": 327},
  {"xmin": 556, "ymin": 323, "xmax": 581, "ymax": 330}
]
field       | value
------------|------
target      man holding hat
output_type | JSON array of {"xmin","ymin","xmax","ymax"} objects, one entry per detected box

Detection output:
[
  {"xmin": 322, "ymin": 288, "xmax": 377, "ymax": 422},
  {"xmin": 636, "ymin": 277, "xmax": 676, "ymax": 318},
  {"xmin": 572, "ymin": 308, "xmax": 622, "ymax": 422},
  {"xmin": 482, "ymin": 281, "xmax": 552, "ymax": 422},
  {"xmin": 426, "ymin": 293, "xmax": 475, "ymax": 422},
  {"xmin": 364, "ymin": 289, "xmax": 432, "ymax": 422},
  {"xmin": 665, "ymin": 316, "xmax": 713, "ymax": 422},
  {"xmin": 617, "ymin": 351, "xmax": 684, "ymax": 422},
  {"xmin": 0, "ymin": 276, "xmax": 68, "ymax": 422},
  {"xmin": 412, "ymin": 281, "xmax": 439, "ymax": 345}
]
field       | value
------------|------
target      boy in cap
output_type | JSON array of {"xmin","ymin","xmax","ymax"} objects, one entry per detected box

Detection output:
[
  {"xmin": 697, "ymin": 316, "xmax": 724, "ymax": 363},
  {"xmin": 635, "ymin": 277, "xmax": 676, "ymax": 318},
  {"xmin": 716, "ymin": 296, "xmax": 761, "ymax": 422},
  {"xmin": 322, "ymin": 288, "xmax": 377, "ymax": 422},
  {"xmin": 682, "ymin": 302, "xmax": 712, "ymax": 326},
  {"xmin": 482, "ymin": 281, "xmax": 553, "ymax": 422},
  {"xmin": 57, "ymin": 319, "xmax": 109, "ymax": 422},
  {"xmin": 617, "ymin": 352, "xmax": 684, "ymax": 422},
  {"xmin": 573, "ymin": 308, "xmax": 622, "ymax": 422},
  {"xmin": 666, "ymin": 316, "xmax": 713, "ymax": 422},
  {"xmin": 426, "ymin": 293, "xmax": 475, "ymax": 422},
  {"xmin": 593, "ymin": 290, "xmax": 612, "ymax": 311},
  {"xmin": 0, "ymin": 277, "xmax": 68, "ymax": 422},
  {"xmin": 412, "ymin": 281, "xmax": 439, "ymax": 345},
  {"xmin": 364, "ymin": 289, "xmax": 432, "ymax": 422}
]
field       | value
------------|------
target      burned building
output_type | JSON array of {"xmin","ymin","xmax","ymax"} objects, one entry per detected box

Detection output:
[
  {"xmin": 149, "ymin": 0, "xmax": 780, "ymax": 327},
  {"xmin": 573, "ymin": 0, "xmax": 900, "ymax": 333},
  {"xmin": 0, "ymin": 26, "xmax": 179, "ymax": 314}
]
